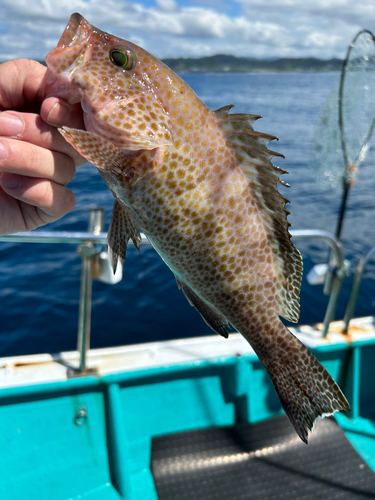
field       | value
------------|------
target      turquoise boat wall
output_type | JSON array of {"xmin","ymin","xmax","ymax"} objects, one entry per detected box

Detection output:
[
  {"xmin": 0, "ymin": 339, "xmax": 374, "ymax": 500},
  {"xmin": 0, "ymin": 390, "xmax": 120, "ymax": 500}
]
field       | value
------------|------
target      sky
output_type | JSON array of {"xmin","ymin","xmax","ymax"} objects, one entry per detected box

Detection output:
[{"xmin": 0, "ymin": 0, "xmax": 374, "ymax": 61}]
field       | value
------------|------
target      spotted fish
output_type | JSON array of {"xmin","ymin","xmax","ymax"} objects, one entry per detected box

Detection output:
[{"xmin": 42, "ymin": 13, "xmax": 350, "ymax": 443}]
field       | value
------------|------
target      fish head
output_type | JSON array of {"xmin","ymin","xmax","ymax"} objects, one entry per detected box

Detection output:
[{"xmin": 42, "ymin": 13, "xmax": 173, "ymax": 150}]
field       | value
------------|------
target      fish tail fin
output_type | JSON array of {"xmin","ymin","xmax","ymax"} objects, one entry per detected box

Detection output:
[{"xmin": 260, "ymin": 325, "xmax": 350, "ymax": 444}]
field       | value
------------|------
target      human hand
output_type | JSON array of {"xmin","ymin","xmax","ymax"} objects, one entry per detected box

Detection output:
[{"xmin": 0, "ymin": 58, "xmax": 85, "ymax": 236}]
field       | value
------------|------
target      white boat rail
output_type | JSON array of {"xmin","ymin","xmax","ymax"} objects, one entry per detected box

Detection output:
[{"xmin": 0, "ymin": 208, "xmax": 354, "ymax": 372}]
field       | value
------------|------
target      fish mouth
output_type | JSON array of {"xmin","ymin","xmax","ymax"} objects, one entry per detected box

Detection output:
[
  {"xmin": 42, "ymin": 13, "xmax": 93, "ymax": 103},
  {"xmin": 46, "ymin": 12, "xmax": 92, "ymax": 74},
  {"xmin": 58, "ymin": 13, "xmax": 86, "ymax": 48}
]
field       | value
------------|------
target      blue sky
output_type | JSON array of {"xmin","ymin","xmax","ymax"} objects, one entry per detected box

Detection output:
[{"xmin": 0, "ymin": 0, "xmax": 374, "ymax": 61}]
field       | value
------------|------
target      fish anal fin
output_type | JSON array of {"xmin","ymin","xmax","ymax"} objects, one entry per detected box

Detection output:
[
  {"xmin": 176, "ymin": 277, "xmax": 229, "ymax": 338},
  {"xmin": 261, "ymin": 325, "xmax": 350, "ymax": 444},
  {"xmin": 108, "ymin": 200, "xmax": 142, "ymax": 274},
  {"xmin": 215, "ymin": 106, "xmax": 303, "ymax": 323}
]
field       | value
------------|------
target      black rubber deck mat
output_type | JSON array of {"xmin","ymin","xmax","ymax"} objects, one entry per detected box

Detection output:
[{"xmin": 151, "ymin": 415, "xmax": 375, "ymax": 499}]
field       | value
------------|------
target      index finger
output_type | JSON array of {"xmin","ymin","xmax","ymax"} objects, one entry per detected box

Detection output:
[
  {"xmin": 0, "ymin": 109, "xmax": 85, "ymax": 166},
  {"xmin": 0, "ymin": 59, "xmax": 46, "ymax": 111}
]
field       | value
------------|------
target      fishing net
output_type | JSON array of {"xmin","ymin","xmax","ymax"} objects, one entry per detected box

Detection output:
[
  {"xmin": 312, "ymin": 30, "xmax": 375, "ymax": 191},
  {"xmin": 312, "ymin": 83, "xmax": 342, "ymax": 190}
]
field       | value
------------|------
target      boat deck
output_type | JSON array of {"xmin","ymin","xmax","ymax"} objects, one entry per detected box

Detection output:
[
  {"xmin": 0, "ymin": 316, "xmax": 374, "ymax": 500},
  {"xmin": 153, "ymin": 415, "xmax": 375, "ymax": 500}
]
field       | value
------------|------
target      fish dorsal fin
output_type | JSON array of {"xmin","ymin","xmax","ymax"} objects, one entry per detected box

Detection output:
[{"xmin": 214, "ymin": 105, "xmax": 302, "ymax": 323}]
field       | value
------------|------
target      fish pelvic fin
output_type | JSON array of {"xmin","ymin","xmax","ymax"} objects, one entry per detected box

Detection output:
[
  {"xmin": 107, "ymin": 200, "xmax": 142, "ymax": 274},
  {"xmin": 214, "ymin": 106, "xmax": 302, "ymax": 323},
  {"xmin": 259, "ymin": 325, "xmax": 350, "ymax": 444},
  {"xmin": 176, "ymin": 277, "xmax": 230, "ymax": 338}
]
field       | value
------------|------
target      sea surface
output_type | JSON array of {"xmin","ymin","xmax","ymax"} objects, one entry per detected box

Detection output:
[{"xmin": 1, "ymin": 72, "xmax": 374, "ymax": 357}]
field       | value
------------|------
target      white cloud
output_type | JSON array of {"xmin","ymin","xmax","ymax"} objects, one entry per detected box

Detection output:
[
  {"xmin": 0, "ymin": 0, "xmax": 374, "ymax": 61},
  {"xmin": 156, "ymin": 0, "xmax": 180, "ymax": 13}
]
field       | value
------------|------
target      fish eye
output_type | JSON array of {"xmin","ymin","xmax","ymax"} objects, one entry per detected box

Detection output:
[{"xmin": 109, "ymin": 45, "xmax": 136, "ymax": 70}]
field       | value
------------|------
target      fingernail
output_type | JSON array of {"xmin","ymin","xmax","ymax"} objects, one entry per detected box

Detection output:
[
  {"xmin": 0, "ymin": 112, "xmax": 24, "ymax": 136},
  {"xmin": 0, "ymin": 172, "xmax": 21, "ymax": 189},
  {"xmin": 0, "ymin": 141, "xmax": 9, "ymax": 160},
  {"xmin": 47, "ymin": 101, "xmax": 71, "ymax": 127}
]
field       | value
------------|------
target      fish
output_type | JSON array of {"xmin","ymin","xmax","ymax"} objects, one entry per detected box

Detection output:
[{"xmin": 41, "ymin": 13, "xmax": 350, "ymax": 443}]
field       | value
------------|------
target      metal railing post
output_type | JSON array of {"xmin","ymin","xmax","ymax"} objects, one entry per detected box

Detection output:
[
  {"xmin": 290, "ymin": 230, "xmax": 349, "ymax": 336},
  {"xmin": 76, "ymin": 208, "xmax": 105, "ymax": 372},
  {"xmin": 343, "ymin": 245, "xmax": 375, "ymax": 333}
]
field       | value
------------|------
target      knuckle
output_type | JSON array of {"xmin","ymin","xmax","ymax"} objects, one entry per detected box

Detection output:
[
  {"xmin": 35, "ymin": 180, "xmax": 54, "ymax": 209},
  {"xmin": 34, "ymin": 183, "xmax": 75, "ymax": 223},
  {"xmin": 60, "ymin": 188, "xmax": 76, "ymax": 214},
  {"xmin": 61, "ymin": 156, "xmax": 76, "ymax": 184}
]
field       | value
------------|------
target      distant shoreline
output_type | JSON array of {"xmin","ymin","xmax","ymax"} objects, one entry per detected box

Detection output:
[
  {"xmin": 32, "ymin": 55, "xmax": 343, "ymax": 73},
  {"xmin": 161, "ymin": 54, "xmax": 343, "ymax": 73}
]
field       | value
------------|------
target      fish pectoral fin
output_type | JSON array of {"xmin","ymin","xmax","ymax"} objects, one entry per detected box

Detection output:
[
  {"xmin": 107, "ymin": 200, "xmax": 142, "ymax": 274},
  {"xmin": 59, "ymin": 127, "xmax": 143, "ymax": 184},
  {"xmin": 176, "ymin": 277, "xmax": 229, "ymax": 339}
]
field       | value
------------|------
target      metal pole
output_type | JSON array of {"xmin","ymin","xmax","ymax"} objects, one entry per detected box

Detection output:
[
  {"xmin": 76, "ymin": 208, "xmax": 105, "ymax": 372},
  {"xmin": 335, "ymin": 183, "xmax": 350, "ymax": 241},
  {"xmin": 343, "ymin": 245, "xmax": 375, "ymax": 333},
  {"xmin": 77, "ymin": 246, "xmax": 94, "ymax": 372},
  {"xmin": 88, "ymin": 207, "xmax": 105, "ymax": 236},
  {"xmin": 322, "ymin": 273, "xmax": 343, "ymax": 336},
  {"xmin": 290, "ymin": 230, "xmax": 349, "ymax": 336}
]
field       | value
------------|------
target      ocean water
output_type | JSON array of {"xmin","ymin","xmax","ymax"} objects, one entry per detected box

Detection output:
[{"xmin": 0, "ymin": 72, "xmax": 374, "ymax": 357}]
